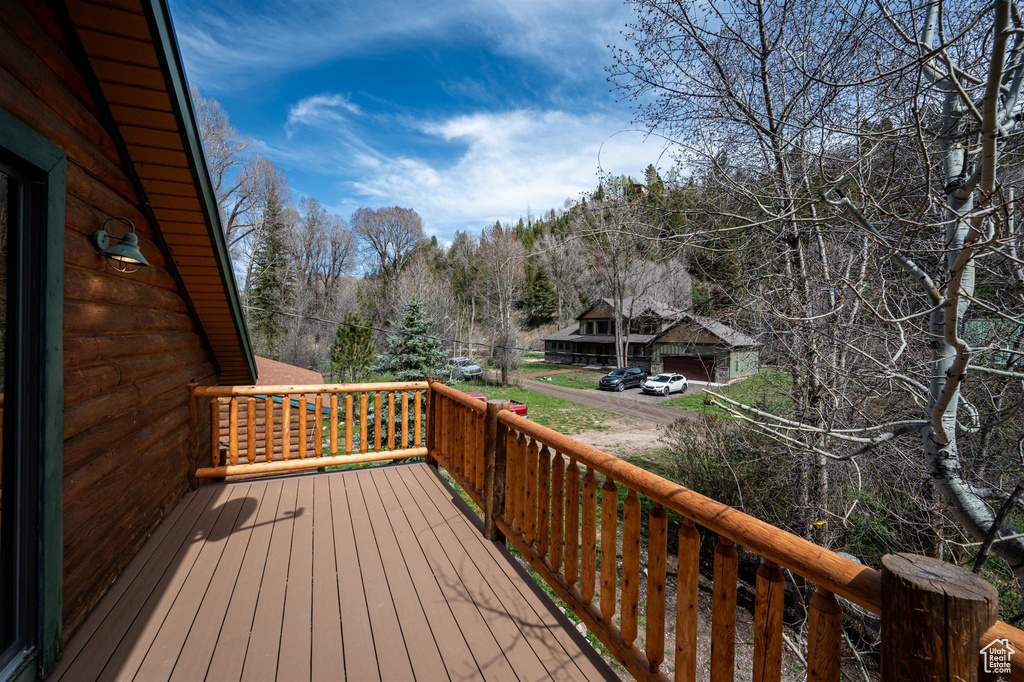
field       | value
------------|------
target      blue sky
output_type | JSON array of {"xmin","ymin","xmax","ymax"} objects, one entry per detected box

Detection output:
[{"xmin": 167, "ymin": 0, "xmax": 669, "ymax": 241}]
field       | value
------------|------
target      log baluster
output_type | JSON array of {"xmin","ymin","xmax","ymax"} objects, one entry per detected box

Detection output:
[
  {"xmin": 506, "ymin": 428, "xmax": 520, "ymax": 529},
  {"xmin": 752, "ymin": 560, "xmax": 784, "ymax": 682},
  {"xmin": 646, "ymin": 503, "xmax": 667, "ymax": 673},
  {"xmin": 620, "ymin": 489, "xmax": 641, "ymax": 646},
  {"xmin": 210, "ymin": 398, "xmax": 220, "ymax": 466},
  {"xmin": 299, "ymin": 396, "xmax": 307, "ymax": 458},
  {"xmin": 807, "ymin": 587, "xmax": 841, "ymax": 682},
  {"xmin": 550, "ymin": 451, "xmax": 565, "ymax": 571},
  {"xmin": 537, "ymin": 444, "xmax": 552, "ymax": 556},
  {"xmin": 374, "ymin": 392, "xmax": 382, "ymax": 451},
  {"xmin": 600, "ymin": 476, "xmax": 619, "ymax": 624},
  {"xmin": 281, "ymin": 396, "xmax": 291, "ymax": 460},
  {"xmin": 345, "ymin": 393, "xmax": 354, "ymax": 455},
  {"xmin": 246, "ymin": 397, "xmax": 256, "ymax": 464},
  {"xmin": 329, "ymin": 394, "xmax": 338, "ymax": 456},
  {"xmin": 676, "ymin": 519, "xmax": 699, "ymax": 682},
  {"xmin": 360, "ymin": 393, "xmax": 368, "ymax": 454},
  {"xmin": 388, "ymin": 392, "xmax": 396, "ymax": 450},
  {"xmin": 401, "ymin": 391, "xmax": 410, "ymax": 449},
  {"xmin": 228, "ymin": 397, "xmax": 238, "ymax": 465},
  {"xmin": 264, "ymin": 397, "xmax": 274, "ymax": 462},
  {"xmin": 565, "ymin": 458, "xmax": 580, "ymax": 587},
  {"xmin": 443, "ymin": 397, "xmax": 451, "ymax": 462},
  {"xmin": 414, "ymin": 390, "xmax": 421, "ymax": 447},
  {"xmin": 476, "ymin": 415, "xmax": 485, "ymax": 493},
  {"xmin": 581, "ymin": 466, "xmax": 597, "ymax": 603},
  {"xmin": 525, "ymin": 438, "xmax": 539, "ymax": 545},
  {"xmin": 451, "ymin": 401, "xmax": 460, "ymax": 473},
  {"xmin": 711, "ymin": 537, "xmax": 738, "ymax": 682},
  {"xmin": 460, "ymin": 405, "xmax": 469, "ymax": 480},
  {"xmin": 314, "ymin": 395, "xmax": 323, "ymax": 456},
  {"xmin": 516, "ymin": 432, "xmax": 528, "ymax": 534}
]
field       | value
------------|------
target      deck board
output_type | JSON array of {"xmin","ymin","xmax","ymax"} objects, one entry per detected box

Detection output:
[{"xmin": 52, "ymin": 463, "xmax": 618, "ymax": 681}]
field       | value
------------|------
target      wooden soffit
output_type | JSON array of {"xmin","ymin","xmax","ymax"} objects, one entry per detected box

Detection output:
[{"xmin": 64, "ymin": 0, "xmax": 256, "ymax": 384}]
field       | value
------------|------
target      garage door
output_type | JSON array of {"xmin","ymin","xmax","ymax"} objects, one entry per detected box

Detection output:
[{"xmin": 663, "ymin": 356, "xmax": 716, "ymax": 382}]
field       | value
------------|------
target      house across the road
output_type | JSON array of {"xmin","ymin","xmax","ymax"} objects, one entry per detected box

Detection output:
[{"xmin": 542, "ymin": 297, "xmax": 760, "ymax": 383}]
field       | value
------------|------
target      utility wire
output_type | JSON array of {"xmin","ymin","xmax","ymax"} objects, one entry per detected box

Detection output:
[{"xmin": 242, "ymin": 305, "xmax": 646, "ymax": 363}]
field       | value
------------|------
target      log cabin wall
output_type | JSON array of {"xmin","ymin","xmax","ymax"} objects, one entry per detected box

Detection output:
[{"xmin": 0, "ymin": 1, "xmax": 217, "ymax": 641}]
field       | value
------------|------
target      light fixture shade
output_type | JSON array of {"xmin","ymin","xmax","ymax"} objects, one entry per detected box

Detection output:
[
  {"xmin": 92, "ymin": 217, "xmax": 149, "ymax": 273},
  {"xmin": 103, "ymin": 230, "xmax": 149, "ymax": 267}
]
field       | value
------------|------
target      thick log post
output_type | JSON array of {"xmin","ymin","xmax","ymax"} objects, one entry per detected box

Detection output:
[
  {"xmin": 425, "ymin": 376, "xmax": 440, "ymax": 468},
  {"xmin": 881, "ymin": 553, "xmax": 998, "ymax": 682},
  {"xmin": 187, "ymin": 381, "xmax": 199, "ymax": 489},
  {"xmin": 483, "ymin": 400, "xmax": 510, "ymax": 542}
]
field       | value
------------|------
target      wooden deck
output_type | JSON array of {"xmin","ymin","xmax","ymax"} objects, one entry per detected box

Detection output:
[{"xmin": 49, "ymin": 463, "xmax": 615, "ymax": 681}]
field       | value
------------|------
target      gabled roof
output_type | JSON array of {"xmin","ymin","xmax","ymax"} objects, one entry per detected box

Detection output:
[
  {"xmin": 655, "ymin": 313, "xmax": 760, "ymax": 348},
  {"xmin": 542, "ymin": 324, "xmax": 657, "ymax": 345},
  {"xmin": 255, "ymin": 356, "xmax": 324, "ymax": 386},
  {"xmin": 578, "ymin": 296, "xmax": 685, "ymax": 321},
  {"xmin": 64, "ymin": 0, "xmax": 256, "ymax": 383}
]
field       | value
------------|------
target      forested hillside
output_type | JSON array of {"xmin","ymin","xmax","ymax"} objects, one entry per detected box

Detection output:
[{"xmin": 193, "ymin": 84, "xmax": 699, "ymax": 376}]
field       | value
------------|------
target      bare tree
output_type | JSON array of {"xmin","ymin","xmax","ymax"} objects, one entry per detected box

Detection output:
[
  {"xmin": 191, "ymin": 85, "xmax": 263, "ymax": 244},
  {"xmin": 534, "ymin": 231, "xmax": 587, "ymax": 325},
  {"xmin": 614, "ymin": 0, "xmax": 1024, "ymax": 595},
  {"xmin": 445, "ymin": 231, "xmax": 481, "ymax": 357},
  {"xmin": 291, "ymin": 197, "xmax": 355, "ymax": 316},
  {"xmin": 351, "ymin": 206, "xmax": 425, "ymax": 318},
  {"xmin": 574, "ymin": 180, "xmax": 660, "ymax": 367},
  {"xmin": 477, "ymin": 223, "xmax": 527, "ymax": 385}
]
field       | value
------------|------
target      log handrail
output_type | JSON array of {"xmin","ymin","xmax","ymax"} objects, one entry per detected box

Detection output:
[
  {"xmin": 492, "ymin": 408, "xmax": 1024, "ymax": 682},
  {"xmin": 498, "ymin": 410, "xmax": 881, "ymax": 612},
  {"xmin": 194, "ymin": 381, "xmax": 427, "ymax": 478},
  {"xmin": 194, "ymin": 381, "xmax": 428, "ymax": 397},
  {"xmin": 429, "ymin": 380, "xmax": 487, "ymax": 414},
  {"xmin": 427, "ymin": 379, "xmax": 487, "ymax": 506}
]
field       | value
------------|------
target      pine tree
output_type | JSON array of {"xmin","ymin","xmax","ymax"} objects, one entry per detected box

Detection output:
[
  {"xmin": 374, "ymin": 299, "xmax": 447, "ymax": 381},
  {"xmin": 330, "ymin": 312, "xmax": 376, "ymax": 381},
  {"xmin": 248, "ymin": 185, "xmax": 289, "ymax": 354}
]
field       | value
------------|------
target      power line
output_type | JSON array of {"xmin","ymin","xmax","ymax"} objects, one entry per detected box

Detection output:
[{"xmin": 242, "ymin": 305, "xmax": 646, "ymax": 364}]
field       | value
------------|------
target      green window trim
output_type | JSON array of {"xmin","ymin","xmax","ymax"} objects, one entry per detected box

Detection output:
[{"xmin": 0, "ymin": 107, "xmax": 65, "ymax": 680}]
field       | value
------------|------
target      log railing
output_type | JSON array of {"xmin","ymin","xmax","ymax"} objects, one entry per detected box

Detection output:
[
  {"xmin": 192, "ymin": 382, "xmax": 428, "ymax": 478},
  {"xmin": 426, "ymin": 381, "xmax": 488, "ymax": 508},
  {"xmin": 483, "ymin": 407, "xmax": 1024, "ymax": 682}
]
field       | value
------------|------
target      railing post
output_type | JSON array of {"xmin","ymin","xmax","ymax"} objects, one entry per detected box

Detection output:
[
  {"xmin": 187, "ymin": 381, "xmax": 199, "ymax": 489},
  {"xmin": 425, "ymin": 376, "xmax": 441, "ymax": 468},
  {"xmin": 881, "ymin": 553, "xmax": 998, "ymax": 682},
  {"xmin": 483, "ymin": 400, "xmax": 511, "ymax": 543}
]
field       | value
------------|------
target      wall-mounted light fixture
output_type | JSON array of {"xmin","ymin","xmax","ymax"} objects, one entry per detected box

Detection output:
[{"xmin": 92, "ymin": 217, "xmax": 149, "ymax": 274}]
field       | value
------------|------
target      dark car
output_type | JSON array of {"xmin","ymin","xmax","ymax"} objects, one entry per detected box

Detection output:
[{"xmin": 598, "ymin": 367, "xmax": 647, "ymax": 391}]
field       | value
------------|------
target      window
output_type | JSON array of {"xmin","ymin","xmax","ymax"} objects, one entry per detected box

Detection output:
[
  {"xmin": 0, "ymin": 109, "xmax": 65, "ymax": 679},
  {"xmin": 597, "ymin": 320, "xmax": 609, "ymax": 335}
]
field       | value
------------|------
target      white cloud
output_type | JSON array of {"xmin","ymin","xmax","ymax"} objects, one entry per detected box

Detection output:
[
  {"xmin": 331, "ymin": 109, "xmax": 671, "ymax": 236},
  {"xmin": 286, "ymin": 93, "xmax": 361, "ymax": 135},
  {"xmin": 168, "ymin": 0, "xmax": 630, "ymax": 92}
]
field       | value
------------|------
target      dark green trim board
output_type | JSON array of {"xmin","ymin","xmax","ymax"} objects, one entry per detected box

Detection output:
[
  {"xmin": 143, "ymin": 0, "xmax": 257, "ymax": 383},
  {"xmin": 0, "ymin": 107, "xmax": 66, "ymax": 679}
]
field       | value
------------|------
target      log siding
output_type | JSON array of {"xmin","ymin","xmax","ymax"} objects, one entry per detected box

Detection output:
[{"xmin": 0, "ymin": 0, "xmax": 217, "ymax": 642}]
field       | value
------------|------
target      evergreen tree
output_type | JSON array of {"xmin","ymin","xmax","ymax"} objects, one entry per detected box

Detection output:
[
  {"xmin": 374, "ymin": 299, "xmax": 447, "ymax": 381},
  {"xmin": 524, "ymin": 263, "xmax": 556, "ymax": 325},
  {"xmin": 247, "ymin": 185, "xmax": 289, "ymax": 354},
  {"xmin": 330, "ymin": 312, "xmax": 376, "ymax": 381}
]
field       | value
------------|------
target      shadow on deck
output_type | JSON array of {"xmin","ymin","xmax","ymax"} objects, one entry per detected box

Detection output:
[{"xmin": 49, "ymin": 463, "xmax": 615, "ymax": 681}]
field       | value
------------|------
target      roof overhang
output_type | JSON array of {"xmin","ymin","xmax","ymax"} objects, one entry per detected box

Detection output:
[{"xmin": 63, "ymin": 0, "xmax": 256, "ymax": 383}]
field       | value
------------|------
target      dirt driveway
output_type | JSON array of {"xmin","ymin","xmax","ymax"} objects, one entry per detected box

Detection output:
[{"xmin": 523, "ymin": 379, "xmax": 698, "ymax": 426}]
